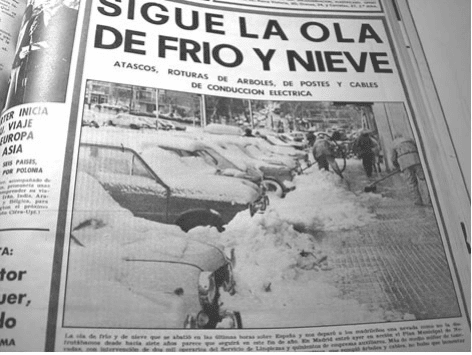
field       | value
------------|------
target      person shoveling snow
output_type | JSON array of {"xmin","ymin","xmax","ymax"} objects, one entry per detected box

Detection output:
[{"xmin": 312, "ymin": 136, "xmax": 344, "ymax": 179}]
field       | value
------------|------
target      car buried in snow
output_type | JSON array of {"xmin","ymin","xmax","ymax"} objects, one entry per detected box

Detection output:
[
  {"xmin": 144, "ymin": 134, "xmax": 266, "ymax": 186},
  {"xmin": 64, "ymin": 173, "xmax": 242, "ymax": 329},
  {"xmin": 105, "ymin": 113, "xmax": 157, "ymax": 130},
  {"xmin": 78, "ymin": 129, "xmax": 267, "ymax": 232},
  {"xmin": 202, "ymin": 134, "xmax": 297, "ymax": 198},
  {"xmin": 66, "ymin": 226, "xmax": 242, "ymax": 329}
]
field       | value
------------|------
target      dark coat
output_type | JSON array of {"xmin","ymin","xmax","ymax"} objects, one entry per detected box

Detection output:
[{"xmin": 353, "ymin": 133, "xmax": 374, "ymax": 157}]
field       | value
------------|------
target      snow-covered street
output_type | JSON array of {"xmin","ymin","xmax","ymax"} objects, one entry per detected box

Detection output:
[
  {"xmin": 67, "ymin": 106, "xmax": 460, "ymax": 330},
  {"xmin": 184, "ymin": 159, "xmax": 459, "ymax": 328}
]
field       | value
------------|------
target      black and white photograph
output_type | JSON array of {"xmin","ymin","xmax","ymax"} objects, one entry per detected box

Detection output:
[
  {"xmin": 3, "ymin": 0, "xmax": 79, "ymax": 110},
  {"xmin": 63, "ymin": 80, "xmax": 461, "ymax": 329},
  {"xmin": 0, "ymin": 0, "xmax": 468, "ymax": 351}
]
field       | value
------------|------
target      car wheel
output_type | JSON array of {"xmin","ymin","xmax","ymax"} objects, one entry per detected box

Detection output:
[
  {"xmin": 262, "ymin": 178, "xmax": 286, "ymax": 198},
  {"xmin": 217, "ymin": 310, "xmax": 243, "ymax": 329}
]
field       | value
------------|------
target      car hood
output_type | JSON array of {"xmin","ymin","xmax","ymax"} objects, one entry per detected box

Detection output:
[
  {"xmin": 72, "ymin": 226, "xmax": 228, "ymax": 272},
  {"xmin": 261, "ymin": 156, "xmax": 297, "ymax": 169},
  {"xmin": 65, "ymin": 235, "xmax": 206, "ymax": 328},
  {"xmin": 140, "ymin": 149, "xmax": 261, "ymax": 204},
  {"xmin": 65, "ymin": 251, "xmax": 198, "ymax": 328},
  {"xmin": 220, "ymin": 168, "xmax": 263, "ymax": 184}
]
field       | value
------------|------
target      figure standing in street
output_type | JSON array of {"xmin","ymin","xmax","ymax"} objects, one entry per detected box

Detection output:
[
  {"xmin": 391, "ymin": 133, "xmax": 427, "ymax": 205},
  {"xmin": 370, "ymin": 135, "xmax": 383, "ymax": 173},
  {"xmin": 244, "ymin": 128, "xmax": 255, "ymax": 137},
  {"xmin": 352, "ymin": 130, "xmax": 375, "ymax": 178},
  {"xmin": 312, "ymin": 136, "xmax": 343, "ymax": 178},
  {"xmin": 306, "ymin": 131, "xmax": 316, "ymax": 148}
]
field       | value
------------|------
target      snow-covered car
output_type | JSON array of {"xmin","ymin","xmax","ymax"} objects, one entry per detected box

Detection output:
[
  {"xmin": 105, "ymin": 113, "xmax": 156, "ymax": 130},
  {"xmin": 64, "ymin": 172, "xmax": 241, "ymax": 329},
  {"xmin": 287, "ymin": 131, "xmax": 307, "ymax": 143},
  {"xmin": 251, "ymin": 136, "xmax": 311, "ymax": 171},
  {"xmin": 279, "ymin": 132, "xmax": 308, "ymax": 150},
  {"xmin": 155, "ymin": 118, "xmax": 173, "ymax": 130},
  {"xmin": 95, "ymin": 103, "xmax": 126, "ymax": 113},
  {"xmin": 158, "ymin": 118, "xmax": 187, "ymax": 131},
  {"xmin": 203, "ymin": 135, "xmax": 296, "ymax": 198},
  {"xmin": 203, "ymin": 123, "xmax": 244, "ymax": 136},
  {"xmin": 78, "ymin": 130, "xmax": 267, "ymax": 231},
  {"xmin": 139, "ymin": 143, "xmax": 269, "ymax": 217},
  {"xmin": 237, "ymin": 138, "xmax": 301, "ymax": 170},
  {"xmin": 261, "ymin": 131, "xmax": 306, "ymax": 151},
  {"xmin": 82, "ymin": 111, "xmax": 100, "ymax": 128},
  {"xmin": 144, "ymin": 136, "xmax": 270, "ymax": 214},
  {"xmin": 148, "ymin": 135, "xmax": 265, "ymax": 185}
]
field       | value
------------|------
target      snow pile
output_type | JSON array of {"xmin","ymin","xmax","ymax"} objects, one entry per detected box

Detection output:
[
  {"xmin": 186, "ymin": 166, "xmax": 391, "ymax": 327},
  {"xmin": 188, "ymin": 209, "xmax": 321, "ymax": 290},
  {"xmin": 272, "ymin": 167, "xmax": 376, "ymax": 232},
  {"xmin": 188, "ymin": 210, "xmax": 390, "ymax": 327},
  {"xmin": 71, "ymin": 155, "xmax": 410, "ymax": 328}
]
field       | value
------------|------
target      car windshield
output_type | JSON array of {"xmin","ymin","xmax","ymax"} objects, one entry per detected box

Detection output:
[
  {"xmin": 263, "ymin": 135, "xmax": 278, "ymax": 145},
  {"xmin": 278, "ymin": 135, "xmax": 290, "ymax": 143},
  {"xmin": 79, "ymin": 145, "xmax": 155, "ymax": 181},
  {"xmin": 228, "ymin": 143, "xmax": 257, "ymax": 159},
  {"xmin": 244, "ymin": 143, "xmax": 264, "ymax": 157},
  {"xmin": 205, "ymin": 149, "xmax": 240, "ymax": 170}
]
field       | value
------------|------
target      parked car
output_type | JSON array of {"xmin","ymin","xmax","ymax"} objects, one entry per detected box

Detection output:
[
  {"xmin": 251, "ymin": 135, "xmax": 312, "ymax": 172},
  {"xmin": 263, "ymin": 132, "xmax": 306, "ymax": 151},
  {"xmin": 203, "ymin": 123, "xmax": 244, "ymax": 136},
  {"xmin": 255, "ymin": 129, "xmax": 308, "ymax": 158},
  {"xmin": 147, "ymin": 135, "xmax": 265, "ymax": 185},
  {"xmin": 79, "ymin": 129, "xmax": 267, "ymax": 232},
  {"xmin": 279, "ymin": 132, "xmax": 308, "ymax": 150},
  {"xmin": 203, "ymin": 135, "xmax": 297, "ymax": 198},
  {"xmin": 286, "ymin": 131, "xmax": 307, "ymax": 143},
  {"xmin": 82, "ymin": 110, "xmax": 100, "ymax": 128},
  {"xmin": 145, "ymin": 136, "xmax": 269, "ymax": 214},
  {"xmin": 64, "ymin": 172, "xmax": 241, "ymax": 329},
  {"xmin": 238, "ymin": 138, "xmax": 301, "ymax": 171},
  {"xmin": 158, "ymin": 118, "xmax": 187, "ymax": 131},
  {"xmin": 140, "ymin": 143, "xmax": 269, "ymax": 217},
  {"xmin": 105, "ymin": 113, "xmax": 156, "ymax": 130}
]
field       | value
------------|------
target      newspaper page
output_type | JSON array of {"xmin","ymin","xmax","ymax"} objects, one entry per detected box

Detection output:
[
  {"xmin": 0, "ymin": 0, "xmax": 470, "ymax": 351},
  {"xmin": 0, "ymin": 0, "xmax": 26, "ymax": 110}
]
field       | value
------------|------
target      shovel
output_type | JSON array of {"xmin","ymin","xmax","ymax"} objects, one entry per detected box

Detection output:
[{"xmin": 364, "ymin": 169, "xmax": 400, "ymax": 193}]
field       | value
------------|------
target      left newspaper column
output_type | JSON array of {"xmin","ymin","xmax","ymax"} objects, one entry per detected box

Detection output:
[
  {"xmin": 0, "ymin": 0, "xmax": 81, "ymax": 351},
  {"xmin": 0, "ymin": 0, "xmax": 26, "ymax": 110}
]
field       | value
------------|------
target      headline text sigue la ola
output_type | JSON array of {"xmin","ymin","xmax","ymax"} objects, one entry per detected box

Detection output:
[{"xmin": 94, "ymin": 0, "xmax": 394, "ymax": 73}]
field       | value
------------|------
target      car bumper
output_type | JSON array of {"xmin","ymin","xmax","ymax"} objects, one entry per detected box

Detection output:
[{"xmin": 249, "ymin": 194, "xmax": 269, "ymax": 216}]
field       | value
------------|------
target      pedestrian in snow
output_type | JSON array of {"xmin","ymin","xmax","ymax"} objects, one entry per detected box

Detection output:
[
  {"xmin": 244, "ymin": 128, "xmax": 255, "ymax": 137},
  {"xmin": 391, "ymin": 134, "xmax": 427, "ymax": 205},
  {"xmin": 370, "ymin": 135, "xmax": 383, "ymax": 173},
  {"xmin": 312, "ymin": 136, "xmax": 343, "ymax": 178},
  {"xmin": 306, "ymin": 131, "xmax": 316, "ymax": 147},
  {"xmin": 353, "ymin": 131, "xmax": 375, "ymax": 177}
]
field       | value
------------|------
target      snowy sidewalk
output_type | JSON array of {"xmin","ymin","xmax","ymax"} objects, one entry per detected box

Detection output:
[
  {"xmin": 200, "ymin": 159, "xmax": 460, "ymax": 327},
  {"xmin": 320, "ymin": 159, "xmax": 460, "ymax": 321}
]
